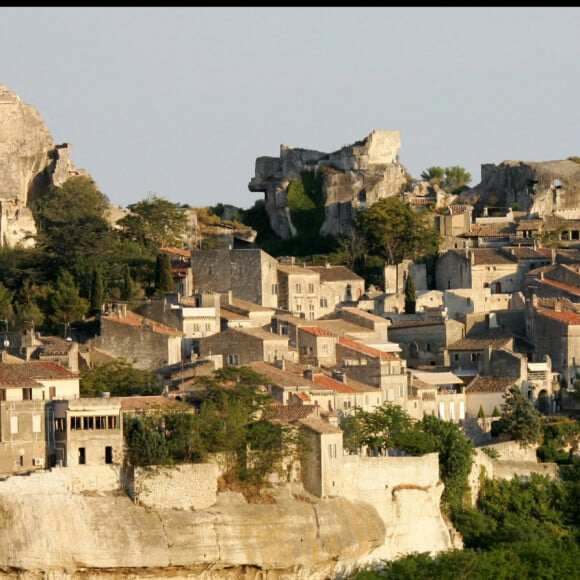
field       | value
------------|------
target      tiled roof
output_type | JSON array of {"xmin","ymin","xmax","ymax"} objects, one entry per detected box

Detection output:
[
  {"xmin": 300, "ymin": 326, "xmax": 336, "ymax": 337},
  {"xmin": 538, "ymin": 277, "xmax": 580, "ymax": 297},
  {"xmin": 465, "ymin": 376, "xmax": 515, "ymax": 393},
  {"xmin": 0, "ymin": 361, "xmax": 79, "ymax": 387},
  {"xmin": 501, "ymin": 247, "xmax": 548, "ymax": 260},
  {"xmin": 447, "ymin": 333, "xmax": 512, "ymax": 351},
  {"xmin": 338, "ymin": 337, "xmax": 400, "ymax": 360},
  {"xmin": 298, "ymin": 416, "xmax": 343, "ymax": 434},
  {"xmin": 246, "ymin": 361, "xmax": 313, "ymax": 388},
  {"xmin": 537, "ymin": 308, "xmax": 580, "ymax": 326},
  {"xmin": 465, "ymin": 224, "xmax": 517, "ymax": 237},
  {"xmin": 263, "ymin": 403, "xmax": 318, "ymax": 423},
  {"xmin": 235, "ymin": 327, "xmax": 288, "ymax": 341},
  {"xmin": 120, "ymin": 395, "xmax": 189, "ymax": 413},
  {"xmin": 104, "ymin": 314, "xmax": 183, "ymax": 336},
  {"xmin": 339, "ymin": 306, "xmax": 388, "ymax": 323},
  {"xmin": 313, "ymin": 374, "xmax": 362, "ymax": 393},
  {"xmin": 307, "ymin": 265, "xmax": 364, "ymax": 282},
  {"xmin": 160, "ymin": 247, "xmax": 191, "ymax": 258},
  {"xmin": 516, "ymin": 220, "xmax": 543, "ymax": 231}
]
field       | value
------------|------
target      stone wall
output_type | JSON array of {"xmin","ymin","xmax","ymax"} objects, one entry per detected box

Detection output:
[{"xmin": 132, "ymin": 463, "xmax": 220, "ymax": 510}]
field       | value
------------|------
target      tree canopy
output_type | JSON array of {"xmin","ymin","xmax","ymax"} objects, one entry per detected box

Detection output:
[{"xmin": 356, "ymin": 197, "xmax": 440, "ymax": 265}]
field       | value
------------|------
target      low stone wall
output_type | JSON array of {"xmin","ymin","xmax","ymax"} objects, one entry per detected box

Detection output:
[
  {"xmin": 0, "ymin": 464, "xmax": 122, "ymax": 494},
  {"xmin": 133, "ymin": 463, "xmax": 220, "ymax": 510}
]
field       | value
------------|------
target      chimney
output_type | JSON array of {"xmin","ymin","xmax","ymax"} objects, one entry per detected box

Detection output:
[{"xmin": 303, "ymin": 368, "xmax": 313, "ymax": 380}]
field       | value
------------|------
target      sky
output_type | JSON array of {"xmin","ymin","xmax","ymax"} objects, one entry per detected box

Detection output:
[{"xmin": 1, "ymin": 7, "xmax": 579, "ymax": 211}]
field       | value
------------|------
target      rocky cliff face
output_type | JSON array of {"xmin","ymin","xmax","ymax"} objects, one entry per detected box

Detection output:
[
  {"xmin": 0, "ymin": 484, "xmax": 385, "ymax": 579},
  {"xmin": 460, "ymin": 159, "xmax": 580, "ymax": 218},
  {"xmin": 248, "ymin": 131, "xmax": 408, "ymax": 239},
  {"xmin": 0, "ymin": 84, "xmax": 92, "ymax": 248}
]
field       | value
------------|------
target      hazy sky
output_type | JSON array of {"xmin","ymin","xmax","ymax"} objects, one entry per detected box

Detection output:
[{"xmin": 1, "ymin": 7, "xmax": 578, "ymax": 210}]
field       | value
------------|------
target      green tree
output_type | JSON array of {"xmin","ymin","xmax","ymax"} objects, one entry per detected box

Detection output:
[
  {"xmin": 404, "ymin": 272, "xmax": 416, "ymax": 314},
  {"xmin": 34, "ymin": 176, "xmax": 115, "ymax": 270},
  {"xmin": 443, "ymin": 166, "xmax": 472, "ymax": 194},
  {"xmin": 492, "ymin": 385, "xmax": 543, "ymax": 447},
  {"xmin": 124, "ymin": 413, "xmax": 168, "ymax": 466},
  {"xmin": 120, "ymin": 264, "xmax": 134, "ymax": 302},
  {"xmin": 342, "ymin": 403, "xmax": 415, "ymax": 456},
  {"xmin": 46, "ymin": 271, "xmax": 89, "ymax": 332},
  {"xmin": 80, "ymin": 359, "xmax": 162, "ymax": 397},
  {"xmin": 154, "ymin": 252, "xmax": 174, "ymax": 295},
  {"xmin": 89, "ymin": 266, "xmax": 104, "ymax": 313},
  {"xmin": 117, "ymin": 194, "xmax": 189, "ymax": 250},
  {"xmin": 356, "ymin": 197, "xmax": 440, "ymax": 265},
  {"xmin": 420, "ymin": 166, "xmax": 445, "ymax": 184}
]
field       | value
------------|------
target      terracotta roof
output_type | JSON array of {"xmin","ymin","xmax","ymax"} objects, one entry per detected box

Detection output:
[
  {"xmin": 0, "ymin": 361, "xmax": 78, "ymax": 387},
  {"xmin": 339, "ymin": 306, "xmax": 388, "ymax": 323},
  {"xmin": 160, "ymin": 247, "xmax": 191, "ymax": 258},
  {"xmin": 537, "ymin": 308, "xmax": 580, "ymax": 326},
  {"xmin": 300, "ymin": 326, "xmax": 336, "ymax": 337},
  {"xmin": 299, "ymin": 416, "xmax": 343, "ymax": 434},
  {"xmin": 465, "ymin": 376, "xmax": 515, "ymax": 393},
  {"xmin": 538, "ymin": 277, "xmax": 580, "ymax": 297},
  {"xmin": 338, "ymin": 337, "xmax": 400, "ymax": 360},
  {"xmin": 312, "ymin": 374, "xmax": 362, "ymax": 393},
  {"xmin": 516, "ymin": 220, "xmax": 543, "ymax": 231},
  {"xmin": 104, "ymin": 314, "xmax": 183, "ymax": 336}
]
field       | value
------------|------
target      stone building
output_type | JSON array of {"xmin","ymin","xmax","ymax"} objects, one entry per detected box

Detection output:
[
  {"xmin": 276, "ymin": 262, "xmax": 321, "ymax": 320},
  {"xmin": 307, "ymin": 264, "xmax": 366, "ymax": 316},
  {"xmin": 51, "ymin": 396, "xmax": 123, "ymax": 468},
  {"xmin": 190, "ymin": 248, "xmax": 279, "ymax": 308},
  {"xmin": 199, "ymin": 327, "xmax": 289, "ymax": 366}
]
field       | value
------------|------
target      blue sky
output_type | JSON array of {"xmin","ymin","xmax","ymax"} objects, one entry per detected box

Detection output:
[{"xmin": 1, "ymin": 7, "xmax": 578, "ymax": 210}]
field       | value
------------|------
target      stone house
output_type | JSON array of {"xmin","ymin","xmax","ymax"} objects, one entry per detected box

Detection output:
[
  {"xmin": 307, "ymin": 264, "xmax": 366, "ymax": 317},
  {"xmin": 407, "ymin": 369, "xmax": 466, "ymax": 422},
  {"xmin": 386, "ymin": 313, "xmax": 464, "ymax": 368},
  {"xmin": 297, "ymin": 326, "xmax": 338, "ymax": 367},
  {"xmin": 525, "ymin": 296, "xmax": 580, "ymax": 386},
  {"xmin": 334, "ymin": 337, "xmax": 407, "ymax": 406},
  {"xmin": 219, "ymin": 295, "xmax": 275, "ymax": 330},
  {"xmin": 443, "ymin": 287, "xmax": 514, "ymax": 320},
  {"xmin": 276, "ymin": 262, "xmax": 321, "ymax": 320},
  {"xmin": 51, "ymin": 396, "xmax": 123, "ymax": 468},
  {"xmin": 310, "ymin": 370, "xmax": 383, "ymax": 418},
  {"xmin": 383, "ymin": 260, "xmax": 428, "ymax": 294},
  {"xmin": 436, "ymin": 248, "xmax": 521, "ymax": 294},
  {"xmin": 92, "ymin": 306, "xmax": 184, "ymax": 371},
  {"xmin": 524, "ymin": 263, "xmax": 580, "ymax": 301},
  {"xmin": 462, "ymin": 223, "xmax": 518, "ymax": 248},
  {"xmin": 134, "ymin": 292, "xmax": 221, "ymax": 360},
  {"xmin": 464, "ymin": 375, "xmax": 517, "ymax": 419},
  {"xmin": 199, "ymin": 327, "xmax": 289, "ymax": 366},
  {"xmin": 442, "ymin": 332, "xmax": 514, "ymax": 377},
  {"xmin": 190, "ymin": 248, "xmax": 279, "ymax": 308},
  {"xmin": 0, "ymin": 361, "xmax": 80, "ymax": 474}
]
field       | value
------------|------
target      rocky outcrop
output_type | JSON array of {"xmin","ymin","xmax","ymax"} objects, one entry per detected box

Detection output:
[
  {"xmin": 248, "ymin": 131, "xmax": 408, "ymax": 239},
  {"xmin": 0, "ymin": 84, "xmax": 92, "ymax": 248},
  {"xmin": 0, "ymin": 484, "xmax": 384, "ymax": 579},
  {"xmin": 461, "ymin": 159, "xmax": 580, "ymax": 219}
]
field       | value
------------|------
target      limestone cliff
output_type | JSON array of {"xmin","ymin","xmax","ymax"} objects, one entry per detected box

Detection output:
[
  {"xmin": 460, "ymin": 159, "xmax": 580, "ymax": 219},
  {"xmin": 0, "ymin": 84, "xmax": 92, "ymax": 248},
  {"xmin": 248, "ymin": 131, "xmax": 408, "ymax": 239}
]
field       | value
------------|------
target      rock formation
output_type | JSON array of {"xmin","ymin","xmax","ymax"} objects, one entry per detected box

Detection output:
[
  {"xmin": 248, "ymin": 130, "xmax": 408, "ymax": 239},
  {"xmin": 459, "ymin": 159, "xmax": 580, "ymax": 219},
  {"xmin": 0, "ymin": 84, "xmax": 92, "ymax": 248}
]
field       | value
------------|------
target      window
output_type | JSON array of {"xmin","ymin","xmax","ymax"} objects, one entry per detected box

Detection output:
[
  {"xmin": 295, "ymin": 283, "xmax": 302, "ymax": 293},
  {"xmin": 320, "ymin": 298, "xmax": 328, "ymax": 308},
  {"xmin": 55, "ymin": 418, "xmax": 66, "ymax": 432},
  {"xmin": 308, "ymin": 283, "xmax": 314, "ymax": 293},
  {"xmin": 205, "ymin": 323, "xmax": 211, "ymax": 331},
  {"xmin": 295, "ymin": 304, "xmax": 302, "ymax": 312},
  {"xmin": 454, "ymin": 354, "xmax": 459, "ymax": 361},
  {"xmin": 32, "ymin": 415, "xmax": 41, "ymax": 433},
  {"xmin": 71, "ymin": 417, "xmax": 82, "ymax": 430},
  {"xmin": 78, "ymin": 447, "xmax": 86, "ymax": 465},
  {"xmin": 227, "ymin": 354, "xmax": 239, "ymax": 365},
  {"xmin": 49, "ymin": 386, "xmax": 56, "ymax": 399},
  {"xmin": 107, "ymin": 416, "xmax": 119, "ymax": 430},
  {"xmin": 22, "ymin": 388, "xmax": 32, "ymax": 400},
  {"xmin": 272, "ymin": 283, "xmax": 278, "ymax": 295},
  {"xmin": 105, "ymin": 446, "xmax": 113, "ymax": 464},
  {"xmin": 83, "ymin": 416, "xmax": 94, "ymax": 430},
  {"xmin": 471, "ymin": 352, "xmax": 480, "ymax": 362},
  {"xmin": 328, "ymin": 444, "xmax": 337, "ymax": 458},
  {"xmin": 194, "ymin": 323, "xmax": 200, "ymax": 332}
]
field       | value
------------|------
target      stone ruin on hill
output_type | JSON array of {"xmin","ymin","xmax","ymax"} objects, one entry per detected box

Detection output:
[{"xmin": 249, "ymin": 130, "xmax": 580, "ymax": 240}]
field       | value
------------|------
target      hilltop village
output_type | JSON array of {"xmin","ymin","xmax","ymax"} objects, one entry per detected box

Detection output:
[{"xmin": 0, "ymin": 83, "xmax": 579, "ymax": 576}]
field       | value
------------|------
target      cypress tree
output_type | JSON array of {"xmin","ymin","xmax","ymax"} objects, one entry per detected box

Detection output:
[
  {"xmin": 155, "ymin": 253, "xmax": 174, "ymax": 295},
  {"xmin": 404, "ymin": 271, "xmax": 416, "ymax": 314}
]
